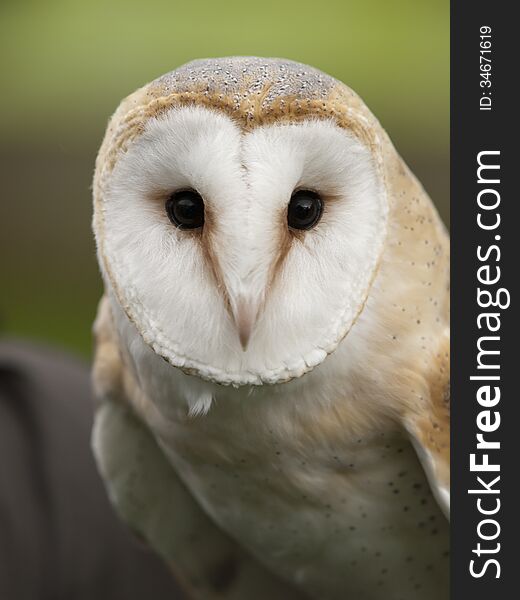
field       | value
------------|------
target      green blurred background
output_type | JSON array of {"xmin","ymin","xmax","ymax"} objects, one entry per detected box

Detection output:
[{"xmin": 0, "ymin": 0, "xmax": 448, "ymax": 359}]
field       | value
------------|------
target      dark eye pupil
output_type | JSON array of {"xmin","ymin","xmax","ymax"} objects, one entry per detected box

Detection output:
[
  {"xmin": 287, "ymin": 190, "xmax": 323, "ymax": 230},
  {"xmin": 166, "ymin": 190, "xmax": 204, "ymax": 229}
]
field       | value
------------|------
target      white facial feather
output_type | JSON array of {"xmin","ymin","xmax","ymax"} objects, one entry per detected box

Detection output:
[{"xmin": 101, "ymin": 105, "xmax": 387, "ymax": 387}]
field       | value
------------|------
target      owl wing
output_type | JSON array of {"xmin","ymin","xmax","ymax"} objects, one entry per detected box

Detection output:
[
  {"xmin": 91, "ymin": 296, "xmax": 306, "ymax": 600},
  {"xmin": 401, "ymin": 332, "xmax": 450, "ymax": 519}
]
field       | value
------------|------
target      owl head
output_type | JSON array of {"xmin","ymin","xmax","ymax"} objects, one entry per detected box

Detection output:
[{"xmin": 93, "ymin": 57, "xmax": 437, "ymax": 387}]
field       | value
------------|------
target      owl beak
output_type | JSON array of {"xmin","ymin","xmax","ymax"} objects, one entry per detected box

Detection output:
[{"xmin": 231, "ymin": 295, "xmax": 259, "ymax": 351}]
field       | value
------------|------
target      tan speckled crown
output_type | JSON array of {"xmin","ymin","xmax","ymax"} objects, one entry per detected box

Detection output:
[{"xmin": 94, "ymin": 57, "xmax": 381, "ymax": 181}]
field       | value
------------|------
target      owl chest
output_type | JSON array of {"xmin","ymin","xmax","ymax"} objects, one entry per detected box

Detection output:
[{"xmin": 154, "ymin": 400, "xmax": 449, "ymax": 600}]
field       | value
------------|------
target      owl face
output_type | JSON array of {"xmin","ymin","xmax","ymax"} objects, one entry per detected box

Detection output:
[{"xmin": 99, "ymin": 104, "xmax": 387, "ymax": 386}]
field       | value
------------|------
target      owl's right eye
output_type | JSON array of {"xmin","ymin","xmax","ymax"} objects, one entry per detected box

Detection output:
[{"xmin": 165, "ymin": 190, "xmax": 205, "ymax": 229}]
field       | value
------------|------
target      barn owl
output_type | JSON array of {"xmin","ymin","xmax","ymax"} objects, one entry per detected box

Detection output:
[{"xmin": 91, "ymin": 57, "xmax": 450, "ymax": 600}]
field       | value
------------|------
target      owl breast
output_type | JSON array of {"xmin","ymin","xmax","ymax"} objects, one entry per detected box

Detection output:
[{"xmin": 143, "ymin": 385, "xmax": 449, "ymax": 600}]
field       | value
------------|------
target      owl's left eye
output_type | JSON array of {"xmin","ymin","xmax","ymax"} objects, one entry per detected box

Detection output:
[
  {"xmin": 287, "ymin": 190, "xmax": 323, "ymax": 230},
  {"xmin": 165, "ymin": 190, "xmax": 205, "ymax": 229}
]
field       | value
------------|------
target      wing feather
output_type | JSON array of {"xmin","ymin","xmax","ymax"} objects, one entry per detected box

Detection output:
[{"xmin": 403, "ymin": 333, "xmax": 450, "ymax": 519}]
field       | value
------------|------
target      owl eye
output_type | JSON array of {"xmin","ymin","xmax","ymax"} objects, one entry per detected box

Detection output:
[
  {"xmin": 165, "ymin": 190, "xmax": 205, "ymax": 229},
  {"xmin": 287, "ymin": 190, "xmax": 323, "ymax": 231}
]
